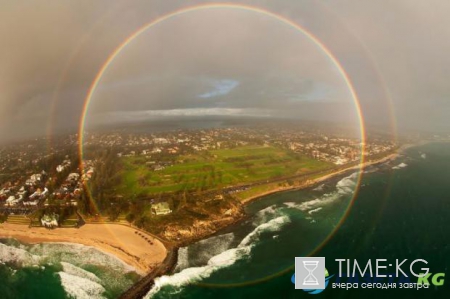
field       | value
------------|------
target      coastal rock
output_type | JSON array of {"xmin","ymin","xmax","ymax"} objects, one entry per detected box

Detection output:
[{"xmin": 161, "ymin": 206, "xmax": 244, "ymax": 242}]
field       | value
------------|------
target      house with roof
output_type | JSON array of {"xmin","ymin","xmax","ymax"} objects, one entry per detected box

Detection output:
[
  {"xmin": 6, "ymin": 195, "xmax": 21, "ymax": 206},
  {"xmin": 152, "ymin": 202, "xmax": 172, "ymax": 216}
]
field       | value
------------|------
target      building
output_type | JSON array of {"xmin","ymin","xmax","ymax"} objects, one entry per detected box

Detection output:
[
  {"xmin": 41, "ymin": 213, "xmax": 58, "ymax": 228},
  {"xmin": 152, "ymin": 202, "xmax": 172, "ymax": 216}
]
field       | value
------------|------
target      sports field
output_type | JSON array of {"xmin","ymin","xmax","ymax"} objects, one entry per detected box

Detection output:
[{"xmin": 117, "ymin": 145, "xmax": 331, "ymax": 195}]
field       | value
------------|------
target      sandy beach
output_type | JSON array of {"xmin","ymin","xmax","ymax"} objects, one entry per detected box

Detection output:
[{"xmin": 0, "ymin": 223, "xmax": 167, "ymax": 275}]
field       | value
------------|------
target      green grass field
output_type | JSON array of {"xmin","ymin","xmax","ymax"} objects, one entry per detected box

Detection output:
[{"xmin": 117, "ymin": 145, "xmax": 332, "ymax": 196}]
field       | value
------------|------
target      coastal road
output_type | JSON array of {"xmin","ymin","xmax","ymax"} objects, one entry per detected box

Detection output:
[{"xmin": 119, "ymin": 247, "xmax": 178, "ymax": 299}]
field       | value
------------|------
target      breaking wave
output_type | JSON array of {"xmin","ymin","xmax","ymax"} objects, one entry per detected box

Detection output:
[
  {"xmin": 146, "ymin": 245, "xmax": 252, "ymax": 298},
  {"xmin": 283, "ymin": 172, "xmax": 358, "ymax": 212},
  {"xmin": 364, "ymin": 166, "xmax": 379, "ymax": 174},
  {"xmin": 0, "ymin": 243, "xmax": 41, "ymax": 267},
  {"xmin": 336, "ymin": 172, "xmax": 358, "ymax": 194},
  {"xmin": 253, "ymin": 205, "xmax": 279, "ymax": 225},
  {"xmin": 146, "ymin": 173, "xmax": 360, "ymax": 298},
  {"xmin": 308, "ymin": 207, "xmax": 322, "ymax": 214},
  {"xmin": 392, "ymin": 162, "xmax": 408, "ymax": 170},
  {"xmin": 145, "ymin": 216, "xmax": 291, "ymax": 298},
  {"xmin": 0, "ymin": 240, "xmax": 139, "ymax": 299},
  {"xmin": 175, "ymin": 233, "xmax": 235, "ymax": 271},
  {"xmin": 174, "ymin": 247, "xmax": 189, "ymax": 272},
  {"xmin": 313, "ymin": 184, "xmax": 325, "ymax": 191},
  {"xmin": 239, "ymin": 216, "xmax": 290, "ymax": 247},
  {"xmin": 61, "ymin": 262, "xmax": 102, "ymax": 284},
  {"xmin": 58, "ymin": 271, "xmax": 106, "ymax": 299},
  {"xmin": 28, "ymin": 242, "xmax": 136, "ymax": 273}
]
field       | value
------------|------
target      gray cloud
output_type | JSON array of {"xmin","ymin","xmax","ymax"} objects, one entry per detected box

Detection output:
[
  {"xmin": 198, "ymin": 79, "xmax": 240, "ymax": 99},
  {"xmin": 1, "ymin": 0, "xmax": 449, "ymax": 142}
]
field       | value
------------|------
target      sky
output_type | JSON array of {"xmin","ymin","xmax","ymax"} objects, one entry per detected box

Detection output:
[{"xmin": 1, "ymin": 0, "xmax": 450, "ymax": 142}]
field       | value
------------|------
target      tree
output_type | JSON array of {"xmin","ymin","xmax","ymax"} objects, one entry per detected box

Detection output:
[{"xmin": 126, "ymin": 213, "xmax": 135, "ymax": 223}]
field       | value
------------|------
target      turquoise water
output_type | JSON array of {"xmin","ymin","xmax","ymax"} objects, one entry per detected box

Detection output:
[
  {"xmin": 0, "ymin": 239, "xmax": 140, "ymax": 299},
  {"xmin": 1, "ymin": 142, "xmax": 449, "ymax": 298},
  {"xmin": 147, "ymin": 142, "xmax": 450, "ymax": 299}
]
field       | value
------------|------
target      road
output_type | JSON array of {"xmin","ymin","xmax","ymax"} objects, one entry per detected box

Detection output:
[{"xmin": 119, "ymin": 247, "xmax": 178, "ymax": 299}]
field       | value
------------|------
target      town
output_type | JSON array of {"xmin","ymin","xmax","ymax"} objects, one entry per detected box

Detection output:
[{"xmin": 0, "ymin": 124, "xmax": 398, "ymax": 236}]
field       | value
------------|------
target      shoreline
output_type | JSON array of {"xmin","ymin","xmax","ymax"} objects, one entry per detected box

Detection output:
[
  {"xmin": 240, "ymin": 150, "xmax": 400, "ymax": 205},
  {"xmin": 127, "ymin": 149, "xmax": 405, "ymax": 296},
  {"xmin": 141, "ymin": 139, "xmax": 450, "ymax": 298},
  {"xmin": 119, "ymin": 149, "xmax": 404, "ymax": 292},
  {"xmin": 0, "ymin": 143, "xmax": 429, "ymax": 297},
  {"xmin": 0, "ymin": 222, "xmax": 167, "ymax": 275},
  {"xmin": 176, "ymin": 142, "xmax": 429, "ymax": 247}
]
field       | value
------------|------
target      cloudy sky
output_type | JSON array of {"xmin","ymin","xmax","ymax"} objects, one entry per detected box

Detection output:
[{"xmin": 1, "ymin": 0, "xmax": 450, "ymax": 142}]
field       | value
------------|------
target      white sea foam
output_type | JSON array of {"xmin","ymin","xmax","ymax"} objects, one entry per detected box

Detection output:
[
  {"xmin": 289, "ymin": 198, "xmax": 322, "ymax": 211},
  {"xmin": 58, "ymin": 271, "xmax": 106, "ymax": 299},
  {"xmin": 195, "ymin": 233, "xmax": 235, "ymax": 263},
  {"xmin": 257, "ymin": 205, "xmax": 277, "ymax": 215},
  {"xmin": 308, "ymin": 207, "xmax": 323, "ymax": 214},
  {"xmin": 176, "ymin": 233, "xmax": 235, "ymax": 271},
  {"xmin": 146, "ymin": 245, "xmax": 252, "ymax": 298},
  {"xmin": 196, "ymin": 233, "xmax": 235, "ymax": 252},
  {"xmin": 284, "ymin": 196, "xmax": 332, "ymax": 212},
  {"xmin": 0, "ymin": 243, "xmax": 41, "ymax": 267},
  {"xmin": 60, "ymin": 262, "xmax": 102, "ymax": 284},
  {"xmin": 392, "ymin": 162, "xmax": 408, "ymax": 170},
  {"xmin": 29, "ymin": 242, "xmax": 136, "ymax": 273},
  {"xmin": 313, "ymin": 184, "xmax": 325, "ymax": 191},
  {"xmin": 282, "ymin": 202, "xmax": 297, "ymax": 208},
  {"xmin": 145, "ymin": 216, "xmax": 291, "ymax": 298},
  {"xmin": 336, "ymin": 172, "xmax": 358, "ymax": 195},
  {"xmin": 239, "ymin": 216, "xmax": 290, "ymax": 247},
  {"xmin": 284, "ymin": 172, "xmax": 358, "ymax": 212},
  {"xmin": 208, "ymin": 246, "xmax": 251, "ymax": 267},
  {"xmin": 174, "ymin": 247, "xmax": 189, "ymax": 272},
  {"xmin": 364, "ymin": 166, "xmax": 379, "ymax": 174},
  {"xmin": 0, "ymin": 241, "xmax": 137, "ymax": 298},
  {"xmin": 253, "ymin": 205, "xmax": 278, "ymax": 225}
]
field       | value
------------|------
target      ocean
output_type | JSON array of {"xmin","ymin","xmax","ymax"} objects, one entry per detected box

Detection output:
[
  {"xmin": 1, "ymin": 142, "xmax": 449, "ymax": 298},
  {"xmin": 0, "ymin": 240, "xmax": 140, "ymax": 299},
  {"xmin": 146, "ymin": 142, "xmax": 450, "ymax": 299}
]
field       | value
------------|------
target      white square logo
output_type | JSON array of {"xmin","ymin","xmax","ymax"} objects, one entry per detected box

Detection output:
[{"xmin": 295, "ymin": 257, "xmax": 325, "ymax": 289}]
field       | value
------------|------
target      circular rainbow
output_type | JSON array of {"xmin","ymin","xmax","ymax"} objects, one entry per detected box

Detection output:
[
  {"xmin": 79, "ymin": 3, "xmax": 367, "ymax": 149},
  {"xmin": 78, "ymin": 2, "xmax": 367, "ymax": 287}
]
